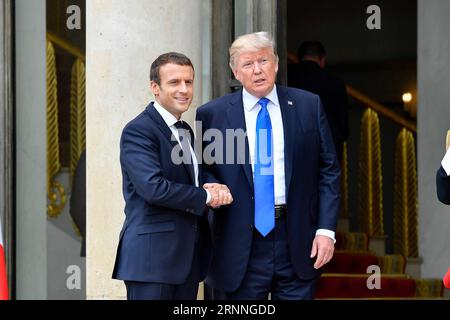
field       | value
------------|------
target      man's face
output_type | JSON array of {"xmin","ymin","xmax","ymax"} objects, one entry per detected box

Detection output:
[
  {"xmin": 151, "ymin": 63, "xmax": 194, "ymax": 119},
  {"xmin": 232, "ymin": 48, "xmax": 278, "ymax": 98}
]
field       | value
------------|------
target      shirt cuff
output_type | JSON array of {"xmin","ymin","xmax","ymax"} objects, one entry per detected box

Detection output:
[
  {"xmin": 442, "ymin": 148, "xmax": 450, "ymax": 176},
  {"xmin": 316, "ymin": 229, "xmax": 336, "ymax": 244},
  {"xmin": 205, "ymin": 189, "xmax": 211, "ymax": 204}
]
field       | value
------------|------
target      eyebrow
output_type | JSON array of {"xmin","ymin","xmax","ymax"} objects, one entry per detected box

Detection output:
[{"xmin": 166, "ymin": 78, "xmax": 194, "ymax": 83}]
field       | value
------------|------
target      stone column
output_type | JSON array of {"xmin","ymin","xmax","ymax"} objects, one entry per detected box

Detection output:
[
  {"xmin": 418, "ymin": 0, "xmax": 450, "ymax": 279},
  {"xmin": 15, "ymin": 0, "xmax": 48, "ymax": 299},
  {"xmin": 86, "ymin": 0, "xmax": 206, "ymax": 299}
]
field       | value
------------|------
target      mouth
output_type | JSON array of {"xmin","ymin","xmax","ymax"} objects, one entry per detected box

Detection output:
[
  {"xmin": 175, "ymin": 97, "xmax": 190, "ymax": 103},
  {"xmin": 254, "ymin": 78, "xmax": 266, "ymax": 85}
]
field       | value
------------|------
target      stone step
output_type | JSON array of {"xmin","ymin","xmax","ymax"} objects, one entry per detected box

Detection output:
[
  {"xmin": 368, "ymin": 235, "xmax": 387, "ymax": 256},
  {"xmin": 405, "ymin": 256, "xmax": 423, "ymax": 278}
]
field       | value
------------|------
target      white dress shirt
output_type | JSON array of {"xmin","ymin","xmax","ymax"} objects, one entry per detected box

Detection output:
[
  {"xmin": 242, "ymin": 86, "xmax": 286, "ymax": 205},
  {"xmin": 242, "ymin": 86, "xmax": 335, "ymax": 242},
  {"xmin": 153, "ymin": 101, "xmax": 211, "ymax": 203},
  {"xmin": 442, "ymin": 148, "xmax": 450, "ymax": 176}
]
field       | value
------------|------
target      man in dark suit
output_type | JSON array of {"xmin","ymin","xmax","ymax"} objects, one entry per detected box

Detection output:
[
  {"xmin": 288, "ymin": 41, "xmax": 348, "ymax": 161},
  {"xmin": 196, "ymin": 32, "xmax": 340, "ymax": 299},
  {"xmin": 112, "ymin": 52, "xmax": 233, "ymax": 300},
  {"xmin": 437, "ymin": 130, "xmax": 450, "ymax": 204}
]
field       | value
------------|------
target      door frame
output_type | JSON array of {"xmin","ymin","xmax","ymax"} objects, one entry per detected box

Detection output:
[{"xmin": 0, "ymin": 0, "xmax": 15, "ymax": 299}]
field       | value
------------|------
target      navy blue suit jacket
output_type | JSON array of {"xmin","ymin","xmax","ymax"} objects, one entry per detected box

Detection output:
[
  {"xmin": 112, "ymin": 103, "xmax": 211, "ymax": 284},
  {"xmin": 196, "ymin": 85, "xmax": 341, "ymax": 292},
  {"xmin": 437, "ymin": 166, "xmax": 450, "ymax": 205}
]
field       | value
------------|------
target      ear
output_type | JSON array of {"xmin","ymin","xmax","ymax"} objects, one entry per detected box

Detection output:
[
  {"xmin": 232, "ymin": 68, "xmax": 242, "ymax": 82},
  {"xmin": 150, "ymin": 80, "xmax": 160, "ymax": 96},
  {"xmin": 274, "ymin": 54, "xmax": 279, "ymax": 73}
]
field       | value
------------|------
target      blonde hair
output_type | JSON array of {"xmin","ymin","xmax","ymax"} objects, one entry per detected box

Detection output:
[{"xmin": 229, "ymin": 31, "xmax": 279, "ymax": 69}]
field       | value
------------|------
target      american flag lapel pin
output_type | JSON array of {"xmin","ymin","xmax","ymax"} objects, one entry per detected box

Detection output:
[{"xmin": 288, "ymin": 100, "xmax": 293, "ymax": 106}]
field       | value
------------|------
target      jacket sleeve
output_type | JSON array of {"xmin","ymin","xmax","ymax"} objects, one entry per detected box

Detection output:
[
  {"xmin": 120, "ymin": 123, "xmax": 207, "ymax": 216},
  {"xmin": 317, "ymin": 97, "xmax": 341, "ymax": 230}
]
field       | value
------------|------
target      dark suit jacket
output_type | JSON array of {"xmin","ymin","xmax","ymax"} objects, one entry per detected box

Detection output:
[
  {"xmin": 288, "ymin": 61, "xmax": 349, "ymax": 160},
  {"xmin": 196, "ymin": 85, "xmax": 341, "ymax": 292},
  {"xmin": 437, "ymin": 166, "xmax": 450, "ymax": 205},
  {"xmin": 112, "ymin": 103, "xmax": 211, "ymax": 284}
]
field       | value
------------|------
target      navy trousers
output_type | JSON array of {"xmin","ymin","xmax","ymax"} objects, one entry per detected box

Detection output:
[
  {"xmin": 222, "ymin": 218, "xmax": 317, "ymax": 300},
  {"xmin": 124, "ymin": 236, "xmax": 200, "ymax": 300}
]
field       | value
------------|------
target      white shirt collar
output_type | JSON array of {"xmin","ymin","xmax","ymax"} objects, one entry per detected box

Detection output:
[
  {"xmin": 153, "ymin": 100, "xmax": 179, "ymax": 128},
  {"xmin": 242, "ymin": 85, "xmax": 279, "ymax": 112}
]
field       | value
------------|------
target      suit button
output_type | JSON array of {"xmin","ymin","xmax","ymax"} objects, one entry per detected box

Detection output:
[
  {"xmin": 193, "ymin": 224, "xmax": 198, "ymax": 230},
  {"xmin": 248, "ymin": 224, "xmax": 253, "ymax": 231},
  {"xmin": 251, "ymin": 196, "xmax": 254, "ymax": 200}
]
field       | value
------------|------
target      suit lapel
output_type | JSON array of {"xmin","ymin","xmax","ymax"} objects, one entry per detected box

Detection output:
[
  {"xmin": 146, "ymin": 102, "xmax": 178, "ymax": 148},
  {"xmin": 277, "ymin": 86, "xmax": 296, "ymax": 200},
  {"xmin": 145, "ymin": 103, "xmax": 196, "ymax": 185},
  {"xmin": 226, "ymin": 91, "xmax": 254, "ymax": 192}
]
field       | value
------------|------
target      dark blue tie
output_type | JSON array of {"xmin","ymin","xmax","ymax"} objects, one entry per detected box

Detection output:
[
  {"xmin": 174, "ymin": 120, "xmax": 195, "ymax": 184},
  {"xmin": 254, "ymin": 97, "xmax": 275, "ymax": 236}
]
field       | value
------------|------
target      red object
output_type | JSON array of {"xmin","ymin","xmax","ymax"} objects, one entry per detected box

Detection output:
[
  {"xmin": 0, "ymin": 220, "xmax": 9, "ymax": 300},
  {"xmin": 443, "ymin": 268, "xmax": 450, "ymax": 289},
  {"xmin": 324, "ymin": 252, "xmax": 379, "ymax": 274},
  {"xmin": 315, "ymin": 276, "xmax": 416, "ymax": 298}
]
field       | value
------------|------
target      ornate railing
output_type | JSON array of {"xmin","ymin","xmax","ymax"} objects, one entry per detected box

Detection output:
[
  {"xmin": 393, "ymin": 129, "xmax": 418, "ymax": 257},
  {"xmin": 358, "ymin": 108, "xmax": 384, "ymax": 237},
  {"xmin": 46, "ymin": 33, "xmax": 86, "ymax": 218},
  {"xmin": 46, "ymin": 40, "xmax": 66, "ymax": 218},
  {"xmin": 70, "ymin": 59, "xmax": 86, "ymax": 183},
  {"xmin": 348, "ymin": 86, "xmax": 417, "ymax": 258}
]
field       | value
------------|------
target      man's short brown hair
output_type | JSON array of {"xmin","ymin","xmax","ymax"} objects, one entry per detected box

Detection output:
[{"xmin": 150, "ymin": 52, "xmax": 194, "ymax": 85}]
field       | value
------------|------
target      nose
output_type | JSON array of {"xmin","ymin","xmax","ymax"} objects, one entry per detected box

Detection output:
[
  {"xmin": 179, "ymin": 81, "xmax": 188, "ymax": 93},
  {"xmin": 253, "ymin": 61, "xmax": 262, "ymax": 73}
]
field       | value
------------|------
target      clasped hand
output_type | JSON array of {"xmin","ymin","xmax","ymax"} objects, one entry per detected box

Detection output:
[{"xmin": 203, "ymin": 183, "xmax": 233, "ymax": 208}]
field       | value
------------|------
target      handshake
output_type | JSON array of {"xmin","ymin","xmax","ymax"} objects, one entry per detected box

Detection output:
[{"xmin": 203, "ymin": 183, "xmax": 233, "ymax": 208}]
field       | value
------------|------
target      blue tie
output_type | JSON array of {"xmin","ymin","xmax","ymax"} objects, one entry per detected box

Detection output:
[{"xmin": 254, "ymin": 97, "xmax": 275, "ymax": 236}]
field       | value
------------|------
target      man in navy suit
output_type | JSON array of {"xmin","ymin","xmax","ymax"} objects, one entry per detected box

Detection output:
[
  {"xmin": 112, "ymin": 52, "xmax": 233, "ymax": 300},
  {"xmin": 288, "ymin": 41, "xmax": 349, "ymax": 162},
  {"xmin": 437, "ymin": 132, "xmax": 450, "ymax": 205},
  {"xmin": 196, "ymin": 32, "xmax": 340, "ymax": 299}
]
